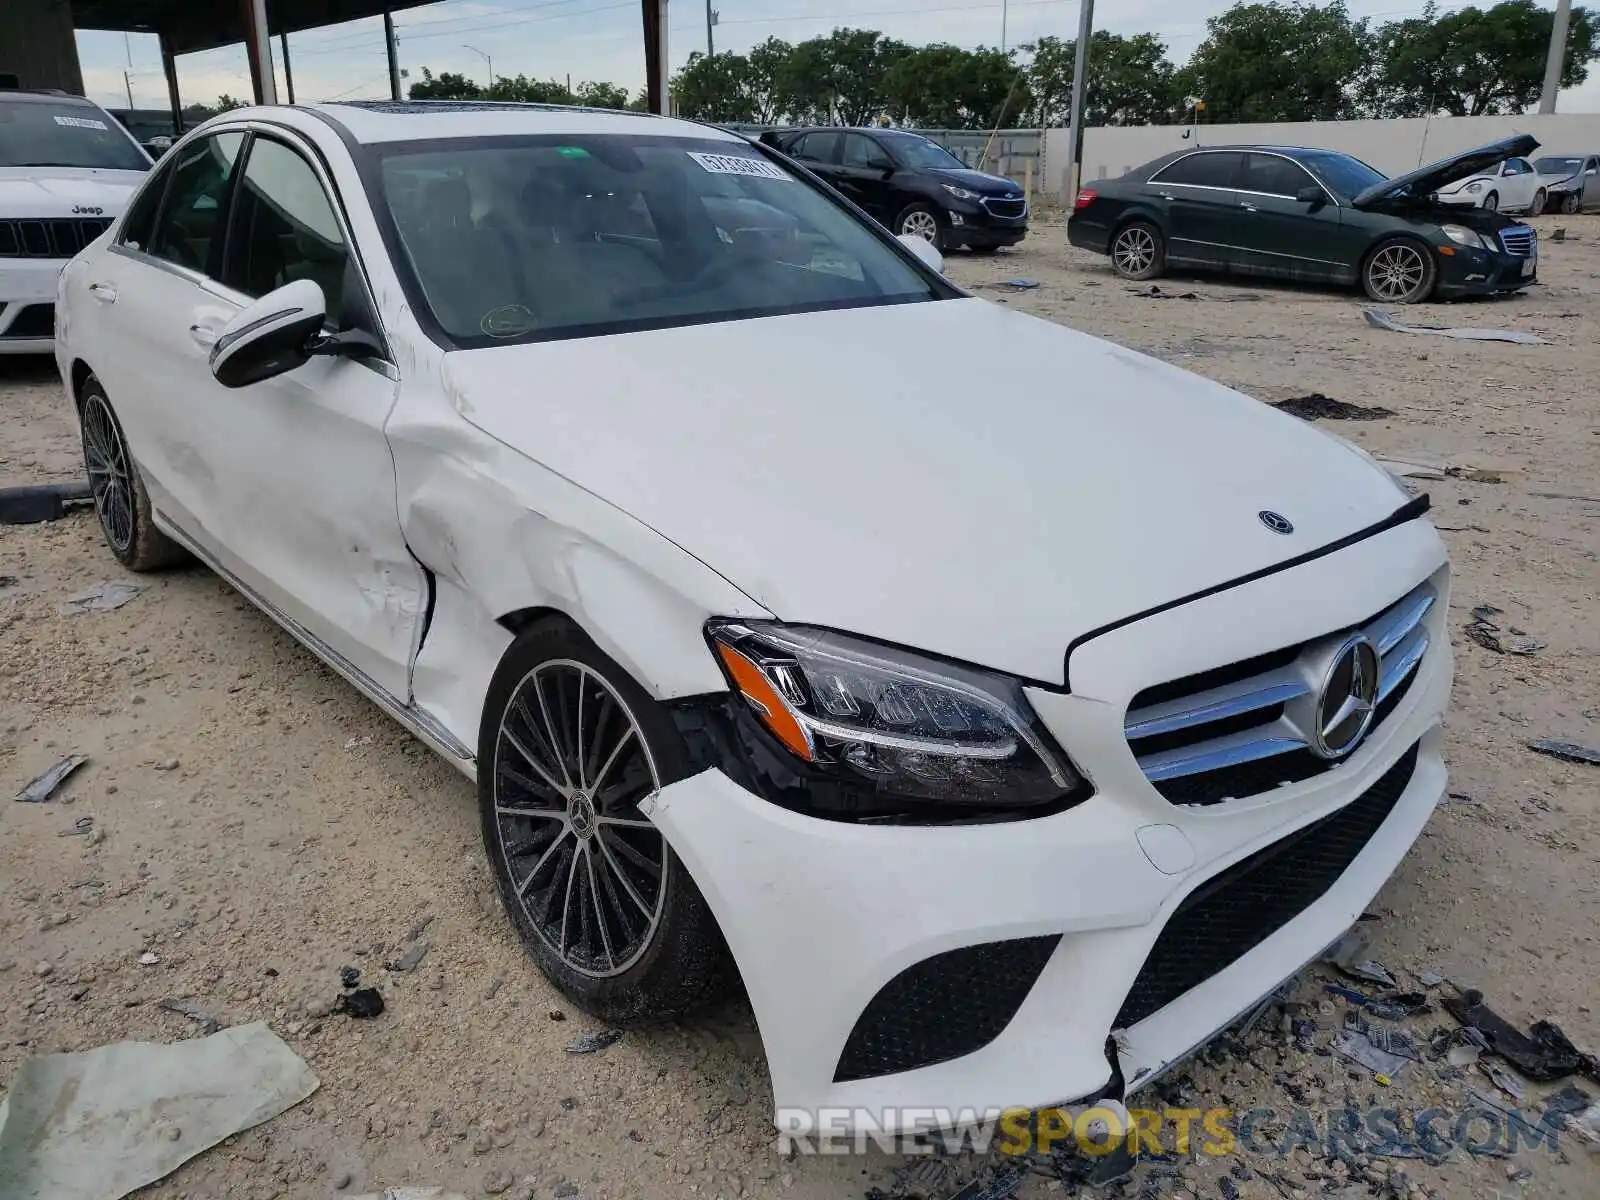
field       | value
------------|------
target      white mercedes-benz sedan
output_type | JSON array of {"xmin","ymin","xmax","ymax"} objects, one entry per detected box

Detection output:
[{"xmin": 55, "ymin": 100, "xmax": 1451, "ymax": 1130}]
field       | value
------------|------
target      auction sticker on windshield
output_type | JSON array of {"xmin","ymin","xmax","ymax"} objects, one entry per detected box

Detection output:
[
  {"xmin": 54, "ymin": 115, "xmax": 109, "ymax": 130},
  {"xmin": 688, "ymin": 152, "xmax": 789, "ymax": 181}
]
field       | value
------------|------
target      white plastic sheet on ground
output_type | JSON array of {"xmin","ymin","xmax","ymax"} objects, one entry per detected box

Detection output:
[
  {"xmin": 0, "ymin": 1022, "xmax": 318, "ymax": 1200},
  {"xmin": 1363, "ymin": 306, "xmax": 1548, "ymax": 344}
]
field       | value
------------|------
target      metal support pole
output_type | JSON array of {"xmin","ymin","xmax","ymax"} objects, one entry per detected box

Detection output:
[
  {"xmin": 242, "ymin": 0, "xmax": 278, "ymax": 104},
  {"xmin": 1540, "ymin": 0, "xmax": 1573, "ymax": 114},
  {"xmin": 384, "ymin": 9, "xmax": 402, "ymax": 101},
  {"xmin": 658, "ymin": 0, "xmax": 671, "ymax": 114},
  {"xmin": 706, "ymin": 0, "xmax": 715, "ymax": 56},
  {"xmin": 160, "ymin": 34, "xmax": 182, "ymax": 135},
  {"xmin": 280, "ymin": 31, "xmax": 295, "ymax": 104},
  {"xmin": 1062, "ymin": 0, "xmax": 1094, "ymax": 203}
]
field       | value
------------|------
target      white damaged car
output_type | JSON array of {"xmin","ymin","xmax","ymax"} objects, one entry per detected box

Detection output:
[
  {"xmin": 1, "ymin": 89, "xmax": 149, "ymax": 352},
  {"xmin": 55, "ymin": 101, "xmax": 1451, "ymax": 1129}
]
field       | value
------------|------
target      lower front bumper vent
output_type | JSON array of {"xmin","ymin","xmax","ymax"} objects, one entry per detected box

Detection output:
[
  {"xmin": 1115, "ymin": 741, "xmax": 1420, "ymax": 1029},
  {"xmin": 834, "ymin": 935, "xmax": 1061, "ymax": 1083}
]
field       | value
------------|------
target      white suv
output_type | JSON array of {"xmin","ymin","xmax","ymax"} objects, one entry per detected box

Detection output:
[{"xmin": 1, "ymin": 89, "xmax": 150, "ymax": 353}]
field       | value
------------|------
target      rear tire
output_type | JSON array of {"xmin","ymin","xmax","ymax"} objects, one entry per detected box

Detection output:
[
  {"xmin": 1362, "ymin": 237, "xmax": 1437, "ymax": 305},
  {"xmin": 1109, "ymin": 220, "xmax": 1166, "ymax": 281},
  {"xmin": 1561, "ymin": 192, "xmax": 1580, "ymax": 215},
  {"xmin": 77, "ymin": 375, "xmax": 189, "ymax": 572},
  {"xmin": 477, "ymin": 617, "xmax": 734, "ymax": 1025}
]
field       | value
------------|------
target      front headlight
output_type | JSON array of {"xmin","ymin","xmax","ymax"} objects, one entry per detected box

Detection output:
[
  {"xmin": 1441, "ymin": 223, "xmax": 1488, "ymax": 249},
  {"xmin": 1463, "ymin": 182, "xmax": 1484, "ymax": 194},
  {"xmin": 941, "ymin": 184, "xmax": 980, "ymax": 201},
  {"xmin": 708, "ymin": 621, "xmax": 1083, "ymax": 813}
]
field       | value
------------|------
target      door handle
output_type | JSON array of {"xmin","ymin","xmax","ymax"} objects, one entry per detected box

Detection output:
[
  {"xmin": 1159, "ymin": 193, "xmax": 1176, "ymax": 200},
  {"xmin": 1240, "ymin": 202, "xmax": 1258, "ymax": 212},
  {"xmin": 87, "ymin": 282, "xmax": 117, "ymax": 303},
  {"xmin": 188, "ymin": 323, "xmax": 219, "ymax": 348}
]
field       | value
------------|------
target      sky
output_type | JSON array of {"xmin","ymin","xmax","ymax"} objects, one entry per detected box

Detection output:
[{"xmin": 74, "ymin": 0, "xmax": 1600, "ymax": 116}]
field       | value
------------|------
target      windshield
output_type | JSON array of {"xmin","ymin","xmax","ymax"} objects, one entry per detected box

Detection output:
[
  {"xmin": 879, "ymin": 133, "xmax": 965, "ymax": 171},
  {"xmin": 1534, "ymin": 156, "xmax": 1583, "ymax": 175},
  {"xmin": 0, "ymin": 99, "xmax": 149, "ymax": 170},
  {"xmin": 1298, "ymin": 151, "xmax": 1387, "ymax": 199},
  {"xmin": 376, "ymin": 134, "xmax": 942, "ymax": 347}
]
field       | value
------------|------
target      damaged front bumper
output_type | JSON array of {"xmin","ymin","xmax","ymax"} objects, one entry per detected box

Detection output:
[{"xmin": 642, "ymin": 519, "xmax": 1451, "ymax": 1131}]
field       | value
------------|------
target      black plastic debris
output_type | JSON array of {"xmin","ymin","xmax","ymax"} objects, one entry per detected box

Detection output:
[
  {"xmin": 565, "ymin": 1029, "xmax": 622, "ymax": 1055},
  {"xmin": 939, "ymin": 1165, "xmax": 1030, "ymax": 1200},
  {"xmin": 548, "ymin": 1008, "xmax": 567, "ymax": 1022},
  {"xmin": 1128, "ymin": 284, "xmax": 1198, "ymax": 300},
  {"xmin": 0, "ymin": 482, "xmax": 93, "ymax": 526},
  {"xmin": 1545, "ymin": 1084, "xmax": 1594, "ymax": 1117},
  {"xmin": 1220, "ymin": 1177, "xmax": 1240, "ymax": 1200},
  {"xmin": 1527, "ymin": 739, "xmax": 1600, "ymax": 766},
  {"xmin": 1272, "ymin": 394, "xmax": 1395, "ymax": 421},
  {"xmin": 1443, "ymin": 990, "xmax": 1584, "ymax": 1081},
  {"xmin": 1322, "ymin": 927, "xmax": 1399, "ymax": 987},
  {"xmin": 340, "ymin": 966, "xmax": 361, "ymax": 989},
  {"xmin": 334, "ymin": 987, "xmax": 385, "ymax": 1018},
  {"xmin": 16, "ymin": 755, "xmax": 88, "ymax": 803},
  {"xmin": 1464, "ymin": 606, "xmax": 1545, "ymax": 655}
]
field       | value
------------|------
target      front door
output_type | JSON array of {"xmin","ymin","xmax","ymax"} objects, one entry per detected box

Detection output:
[
  {"xmin": 837, "ymin": 133, "xmax": 896, "ymax": 222},
  {"xmin": 1229, "ymin": 152, "xmax": 1354, "ymax": 282},
  {"xmin": 1146, "ymin": 150, "xmax": 1245, "ymax": 268},
  {"xmin": 1499, "ymin": 158, "xmax": 1538, "ymax": 210},
  {"xmin": 184, "ymin": 130, "xmax": 425, "ymax": 701}
]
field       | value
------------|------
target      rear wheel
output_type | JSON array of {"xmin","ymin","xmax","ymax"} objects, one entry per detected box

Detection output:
[
  {"xmin": 1362, "ymin": 238, "xmax": 1437, "ymax": 305},
  {"xmin": 1109, "ymin": 220, "xmax": 1166, "ymax": 281},
  {"xmin": 478, "ymin": 618, "xmax": 733, "ymax": 1025},
  {"xmin": 1561, "ymin": 192, "xmax": 1581, "ymax": 215},
  {"xmin": 77, "ymin": 375, "xmax": 189, "ymax": 571}
]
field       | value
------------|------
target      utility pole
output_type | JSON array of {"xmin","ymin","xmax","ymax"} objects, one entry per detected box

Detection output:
[
  {"xmin": 464, "ymin": 44, "xmax": 493, "ymax": 88},
  {"xmin": 1540, "ymin": 0, "xmax": 1573, "ymax": 113},
  {"xmin": 1001, "ymin": 0, "xmax": 1008, "ymax": 54},
  {"xmin": 706, "ymin": 1, "xmax": 718, "ymax": 56},
  {"xmin": 1063, "ymin": 0, "xmax": 1094, "ymax": 204},
  {"xmin": 384, "ymin": 8, "xmax": 401, "ymax": 101},
  {"xmin": 281, "ymin": 31, "xmax": 295, "ymax": 104}
]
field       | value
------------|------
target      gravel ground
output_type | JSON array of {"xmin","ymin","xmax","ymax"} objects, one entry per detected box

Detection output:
[{"xmin": 3, "ymin": 214, "xmax": 1597, "ymax": 1200}]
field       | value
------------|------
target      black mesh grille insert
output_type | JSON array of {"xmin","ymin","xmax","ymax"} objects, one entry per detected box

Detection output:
[
  {"xmin": 1116, "ymin": 742, "xmax": 1419, "ymax": 1029},
  {"xmin": 834, "ymin": 935, "xmax": 1061, "ymax": 1082},
  {"xmin": 1, "ymin": 303, "xmax": 55, "ymax": 339}
]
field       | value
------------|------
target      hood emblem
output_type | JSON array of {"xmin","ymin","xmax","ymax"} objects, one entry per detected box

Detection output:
[
  {"xmin": 1309, "ymin": 635, "xmax": 1380, "ymax": 759},
  {"xmin": 72, "ymin": 205, "xmax": 104, "ymax": 215},
  {"xmin": 1258, "ymin": 510, "xmax": 1294, "ymax": 535}
]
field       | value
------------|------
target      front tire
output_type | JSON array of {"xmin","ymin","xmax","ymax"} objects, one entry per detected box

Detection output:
[
  {"xmin": 895, "ymin": 202, "xmax": 943, "ymax": 248},
  {"xmin": 77, "ymin": 375, "xmax": 189, "ymax": 571},
  {"xmin": 1110, "ymin": 220, "xmax": 1166, "ymax": 281},
  {"xmin": 1482, "ymin": 191, "xmax": 1499, "ymax": 213},
  {"xmin": 1362, "ymin": 237, "xmax": 1437, "ymax": 304},
  {"xmin": 477, "ymin": 618, "xmax": 733, "ymax": 1025},
  {"xmin": 1530, "ymin": 188, "xmax": 1546, "ymax": 216}
]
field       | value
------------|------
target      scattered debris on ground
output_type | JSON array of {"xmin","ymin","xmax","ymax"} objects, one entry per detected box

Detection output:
[
  {"xmin": 1527, "ymin": 739, "xmax": 1600, "ymax": 766},
  {"xmin": 1271, "ymin": 393, "xmax": 1396, "ymax": 420},
  {"xmin": 0, "ymin": 482, "xmax": 93, "ymax": 526},
  {"xmin": 1464, "ymin": 605, "xmax": 1547, "ymax": 655},
  {"xmin": 56, "ymin": 580, "xmax": 143, "ymax": 616},
  {"xmin": 1443, "ymin": 989, "xmax": 1592, "ymax": 1081},
  {"xmin": 1128, "ymin": 284, "xmax": 1198, "ymax": 300},
  {"xmin": 1364, "ymin": 307, "xmax": 1549, "ymax": 344},
  {"xmin": 156, "ymin": 996, "xmax": 223, "ymax": 1035},
  {"xmin": 334, "ymin": 988, "xmax": 386, "ymax": 1019},
  {"xmin": 0, "ymin": 1023, "xmax": 317, "ymax": 1200},
  {"xmin": 388, "ymin": 942, "xmax": 428, "ymax": 972},
  {"xmin": 14, "ymin": 754, "xmax": 87, "ymax": 803},
  {"xmin": 564, "ymin": 1029, "xmax": 622, "ymax": 1055}
]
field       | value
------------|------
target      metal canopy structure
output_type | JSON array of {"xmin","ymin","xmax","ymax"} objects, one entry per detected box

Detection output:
[{"xmin": 65, "ymin": 0, "xmax": 667, "ymax": 131}]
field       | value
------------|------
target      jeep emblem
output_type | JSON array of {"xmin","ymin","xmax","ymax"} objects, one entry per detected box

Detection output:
[{"xmin": 72, "ymin": 205, "xmax": 105, "ymax": 215}]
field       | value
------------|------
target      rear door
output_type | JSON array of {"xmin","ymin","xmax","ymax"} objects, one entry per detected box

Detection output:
[
  {"xmin": 1230, "ymin": 152, "xmax": 1353, "ymax": 281},
  {"xmin": 1145, "ymin": 151, "xmax": 1245, "ymax": 267}
]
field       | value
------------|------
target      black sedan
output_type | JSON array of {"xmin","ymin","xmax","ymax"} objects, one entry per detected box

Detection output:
[
  {"xmin": 759, "ymin": 127, "xmax": 1028, "ymax": 252},
  {"xmin": 1068, "ymin": 135, "xmax": 1542, "ymax": 303}
]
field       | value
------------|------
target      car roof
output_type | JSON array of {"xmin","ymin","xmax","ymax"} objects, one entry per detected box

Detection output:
[
  {"xmin": 305, "ymin": 100, "xmax": 745, "ymax": 146},
  {"xmin": 0, "ymin": 90, "xmax": 105, "ymax": 107}
]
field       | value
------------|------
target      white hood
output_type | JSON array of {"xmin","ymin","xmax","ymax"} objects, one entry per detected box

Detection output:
[
  {"xmin": 0, "ymin": 167, "xmax": 146, "ymax": 218},
  {"xmin": 442, "ymin": 298, "xmax": 1411, "ymax": 682}
]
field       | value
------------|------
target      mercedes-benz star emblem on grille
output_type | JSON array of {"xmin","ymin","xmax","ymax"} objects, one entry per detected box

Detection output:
[
  {"xmin": 1258, "ymin": 510, "xmax": 1294, "ymax": 535},
  {"xmin": 1311, "ymin": 635, "xmax": 1380, "ymax": 759}
]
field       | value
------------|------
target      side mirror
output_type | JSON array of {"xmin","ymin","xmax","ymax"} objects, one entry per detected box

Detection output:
[
  {"xmin": 209, "ymin": 279, "xmax": 327, "ymax": 389},
  {"xmin": 897, "ymin": 232, "xmax": 944, "ymax": 274},
  {"xmin": 1295, "ymin": 185, "xmax": 1324, "ymax": 205}
]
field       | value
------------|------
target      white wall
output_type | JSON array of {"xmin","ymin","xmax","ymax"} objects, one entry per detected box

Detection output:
[{"xmin": 1041, "ymin": 113, "xmax": 1600, "ymax": 197}]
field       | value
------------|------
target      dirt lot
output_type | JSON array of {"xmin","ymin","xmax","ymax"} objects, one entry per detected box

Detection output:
[{"xmin": 3, "ymin": 216, "xmax": 1598, "ymax": 1200}]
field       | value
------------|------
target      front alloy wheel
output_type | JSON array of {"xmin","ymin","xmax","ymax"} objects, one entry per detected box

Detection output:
[
  {"xmin": 1363, "ymin": 239, "xmax": 1435, "ymax": 304},
  {"xmin": 478, "ymin": 619, "xmax": 732, "ymax": 1024},
  {"xmin": 897, "ymin": 204, "xmax": 940, "ymax": 244}
]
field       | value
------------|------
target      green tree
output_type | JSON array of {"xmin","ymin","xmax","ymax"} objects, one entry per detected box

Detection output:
[
  {"xmin": 672, "ymin": 51, "xmax": 758, "ymax": 122},
  {"xmin": 182, "ymin": 94, "xmax": 248, "ymax": 126},
  {"xmin": 884, "ymin": 45, "xmax": 1030, "ymax": 129},
  {"xmin": 1181, "ymin": 0, "xmax": 1373, "ymax": 122},
  {"xmin": 745, "ymin": 37, "xmax": 794, "ymax": 123},
  {"xmin": 574, "ymin": 80, "xmax": 631, "ymax": 110},
  {"xmin": 407, "ymin": 68, "xmax": 483, "ymax": 100},
  {"xmin": 1027, "ymin": 32, "xmax": 1179, "ymax": 126},
  {"xmin": 1366, "ymin": 1, "xmax": 1600, "ymax": 116},
  {"xmin": 486, "ymin": 74, "xmax": 576, "ymax": 104},
  {"xmin": 776, "ymin": 29, "xmax": 910, "ymax": 125}
]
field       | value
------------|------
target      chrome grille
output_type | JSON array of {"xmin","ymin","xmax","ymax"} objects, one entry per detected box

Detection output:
[
  {"xmin": 0, "ymin": 217, "xmax": 111, "ymax": 259},
  {"xmin": 1498, "ymin": 225, "xmax": 1535, "ymax": 257},
  {"xmin": 1124, "ymin": 581, "xmax": 1434, "ymax": 805},
  {"xmin": 982, "ymin": 196, "xmax": 1027, "ymax": 220}
]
